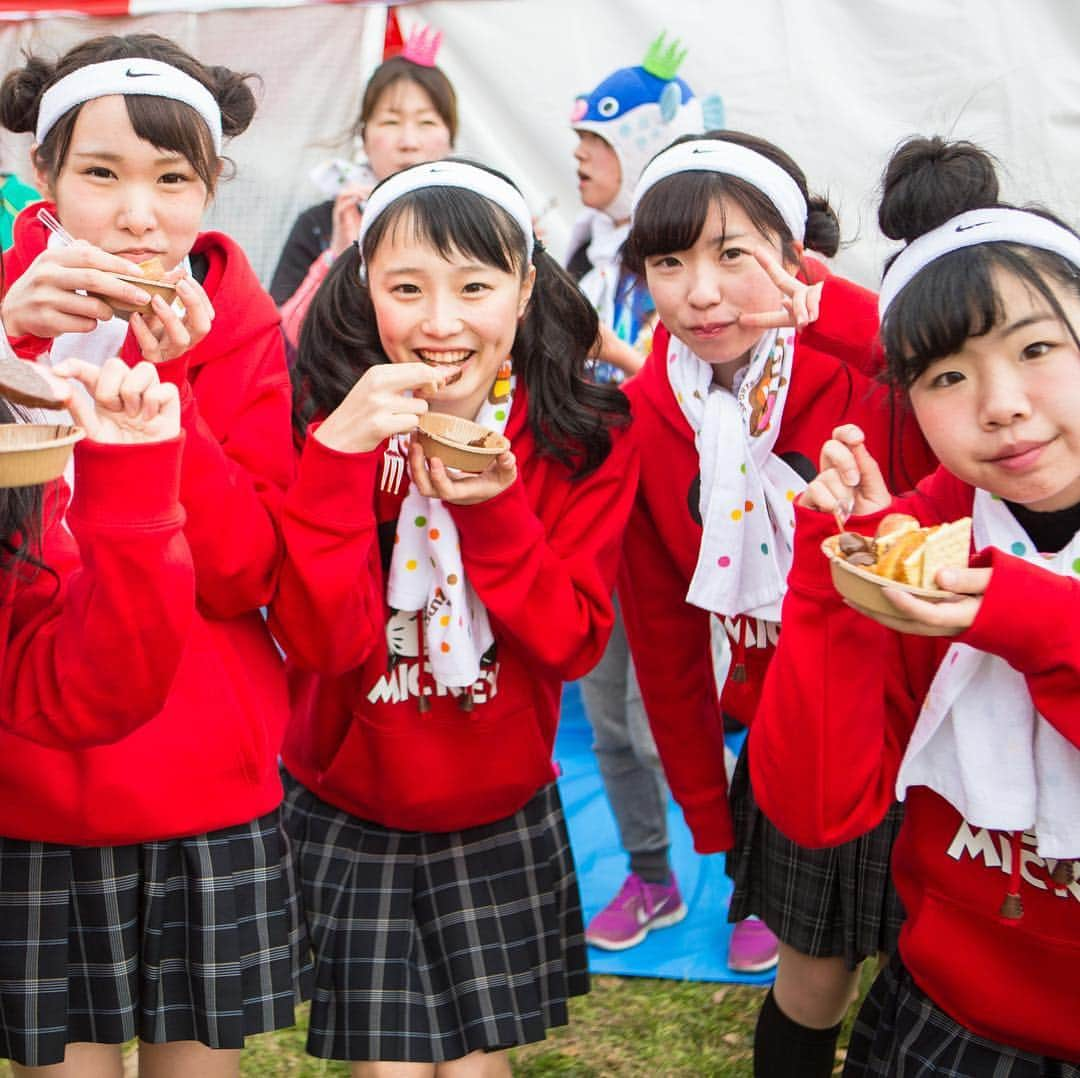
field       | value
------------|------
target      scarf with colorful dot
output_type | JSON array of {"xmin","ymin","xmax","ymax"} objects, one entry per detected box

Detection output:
[
  {"xmin": 669, "ymin": 326, "xmax": 804, "ymax": 622},
  {"xmin": 386, "ymin": 363, "xmax": 516, "ymax": 689}
]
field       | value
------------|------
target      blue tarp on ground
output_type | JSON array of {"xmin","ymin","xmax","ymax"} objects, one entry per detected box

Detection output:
[{"xmin": 555, "ymin": 681, "xmax": 775, "ymax": 985}]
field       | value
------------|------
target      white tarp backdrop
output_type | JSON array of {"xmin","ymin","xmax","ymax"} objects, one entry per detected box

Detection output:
[{"xmin": 2, "ymin": 0, "xmax": 1080, "ymax": 290}]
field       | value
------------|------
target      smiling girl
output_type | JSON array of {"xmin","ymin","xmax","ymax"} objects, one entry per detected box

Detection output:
[
  {"xmin": 0, "ymin": 34, "xmax": 301, "ymax": 1078},
  {"xmin": 752, "ymin": 136, "xmax": 1080, "ymax": 1075},
  {"xmin": 271, "ymin": 159, "xmax": 635, "ymax": 1073},
  {"xmin": 269, "ymin": 37, "xmax": 456, "ymax": 347},
  {"xmin": 617, "ymin": 132, "xmax": 935, "ymax": 1077}
]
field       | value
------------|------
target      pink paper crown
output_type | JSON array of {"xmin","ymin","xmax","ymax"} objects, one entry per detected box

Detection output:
[{"xmin": 402, "ymin": 24, "xmax": 443, "ymax": 67}]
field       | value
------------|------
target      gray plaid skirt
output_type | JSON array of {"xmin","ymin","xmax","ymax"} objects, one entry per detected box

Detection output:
[
  {"xmin": 0, "ymin": 809, "xmax": 311, "ymax": 1067},
  {"xmin": 282, "ymin": 771, "xmax": 589, "ymax": 1063},
  {"xmin": 726, "ymin": 742, "xmax": 905, "ymax": 968},
  {"xmin": 846, "ymin": 955, "xmax": 1080, "ymax": 1077}
]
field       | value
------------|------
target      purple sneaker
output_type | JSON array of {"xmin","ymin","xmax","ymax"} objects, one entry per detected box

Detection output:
[
  {"xmin": 585, "ymin": 873, "xmax": 688, "ymax": 951},
  {"xmin": 727, "ymin": 917, "xmax": 779, "ymax": 973}
]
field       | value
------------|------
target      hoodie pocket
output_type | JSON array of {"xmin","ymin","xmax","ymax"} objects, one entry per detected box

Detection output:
[{"xmin": 901, "ymin": 887, "xmax": 1080, "ymax": 1060}]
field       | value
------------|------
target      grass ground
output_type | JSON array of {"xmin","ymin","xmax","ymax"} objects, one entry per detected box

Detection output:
[{"xmin": 0, "ymin": 970, "xmax": 872, "ymax": 1076}]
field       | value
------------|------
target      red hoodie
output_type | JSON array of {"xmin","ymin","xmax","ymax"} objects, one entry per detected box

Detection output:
[
  {"xmin": 751, "ymin": 470, "xmax": 1080, "ymax": 1061},
  {"xmin": 2, "ymin": 438, "xmax": 193, "ymax": 751},
  {"xmin": 619, "ymin": 274, "xmax": 937, "ymax": 854},
  {"xmin": 0, "ymin": 204, "xmax": 293, "ymax": 845},
  {"xmin": 270, "ymin": 392, "xmax": 638, "ymax": 833}
]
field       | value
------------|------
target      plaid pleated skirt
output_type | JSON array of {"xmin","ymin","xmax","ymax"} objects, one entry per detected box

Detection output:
[
  {"xmin": 846, "ymin": 955, "xmax": 1080, "ymax": 1077},
  {"xmin": 0, "ymin": 809, "xmax": 311, "ymax": 1067},
  {"xmin": 282, "ymin": 771, "xmax": 589, "ymax": 1063},
  {"xmin": 726, "ymin": 743, "xmax": 905, "ymax": 968}
]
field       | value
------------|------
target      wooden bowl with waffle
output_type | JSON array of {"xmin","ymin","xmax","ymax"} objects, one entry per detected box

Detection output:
[{"xmin": 821, "ymin": 513, "xmax": 972, "ymax": 621}]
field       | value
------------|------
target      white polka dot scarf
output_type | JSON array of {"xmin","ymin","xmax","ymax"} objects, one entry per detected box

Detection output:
[
  {"xmin": 386, "ymin": 365, "xmax": 516, "ymax": 689},
  {"xmin": 667, "ymin": 327, "xmax": 804, "ymax": 622},
  {"xmin": 897, "ymin": 487, "xmax": 1080, "ymax": 861}
]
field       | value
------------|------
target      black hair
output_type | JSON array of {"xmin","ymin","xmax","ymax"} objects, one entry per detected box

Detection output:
[
  {"xmin": 878, "ymin": 136, "xmax": 1080, "ymax": 386},
  {"xmin": 351, "ymin": 55, "xmax": 457, "ymax": 146},
  {"xmin": 0, "ymin": 32, "xmax": 258, "ymax": 194},
  {"xmin": 293, "ymin": 159, "xmax": 629, "ymax": 477},
  {"xmin": 0, "ymin": 401, "xmax": 47, "ymax": 579},
  {"xmin": 623, "ymin": 130, "xmax": 840, "ymax": 276}
]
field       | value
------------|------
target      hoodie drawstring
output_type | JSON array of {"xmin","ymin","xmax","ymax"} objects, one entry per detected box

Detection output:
[
  {"xmin": 416, "ymin": 617, "xmax": 476, "ymax": 713},
  {"xmin": 999, "ymin": 830, "xmax": 1024, "ymax": 921},
  {"xmin": 731, "ymin": 618, "xmax": 748, "ymax": 684},
  {"xmin": 416, "ymin": 623, "xmax": 431, "ymax": 714},
  {"xmin": 1051, "ymin": 859, "xmax": 1075, "ymax": 887}
]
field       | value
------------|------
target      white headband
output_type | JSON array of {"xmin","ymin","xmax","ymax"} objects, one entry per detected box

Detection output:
[
  {"xmin": 357, "ymin": 161, "xmax": 535, "ymax": 270},
  {"xmin": 631, "ymin": 139, "xmax": 808, "ymax": 242},
  {"xmin": 36, "ymin": 58, "xmax": 223, "ymax": 154},
  {"xmin": 879, "ymin": 207, "xmax": 1080, "ymax": 317}
]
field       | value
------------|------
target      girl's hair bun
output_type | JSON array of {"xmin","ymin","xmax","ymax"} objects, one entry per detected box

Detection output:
[
  {"xmin": 804, "ymin": 194, "xmax": 840, "ymax": 258},
  {"xmin": 0, "ymin": 55, "xmax": 56, "ymax": 134},
  {"xmin": 205, "ymin": 65, "xmax": 257, "ymax": 137},
  {"xmin": 879, "ymin": 136, "xmax": 1000, "ymax": 243}
]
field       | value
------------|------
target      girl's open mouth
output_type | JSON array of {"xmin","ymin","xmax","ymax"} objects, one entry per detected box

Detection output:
[{"xmin": 416, "ymin": 349, "xmax": 472, "ymax": 386}]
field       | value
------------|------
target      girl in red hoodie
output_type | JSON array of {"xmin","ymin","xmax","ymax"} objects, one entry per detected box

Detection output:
[
  {"xmin": 0, "ymin": 358, "xmax": 191, "ymax": 750},
  {"xmin": 270, "ymin": 159, "xmax": 635, "ymax": 1072},
  {"xmin": 617, "ymin": 131, "xmax": 935, "ymax": 1078},
  {"xmin": 753, "ymin": 137, "xmax": 1080, "ymax": 1074},
  {"xmin": 0, "ymin": 34, "xmax": 302, "ymax": 1077}
]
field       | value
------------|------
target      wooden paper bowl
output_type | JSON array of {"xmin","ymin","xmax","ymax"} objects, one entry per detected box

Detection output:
[
  {"xmin": 94, "ymin": 274, "xmax": 177, "ymax": 320},
  {"xmin": 416, "ymin": 413, "xmax": 510, "ymax": 474},
  {"xmin": 821, "ymin": 534, "xmax": 959, "ymax": 621},
  {"xmin": 0, "ymin": 424, "xmax": 85, "ymax": 487}
]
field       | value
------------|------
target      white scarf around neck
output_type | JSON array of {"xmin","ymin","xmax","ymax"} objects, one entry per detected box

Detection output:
[
  {"xmin": 385, "ymin": 366, "xmax": 515, "ymax": 688},
  {"xmin": 575, "ymin": 212, "xmax": 629, "ymax": 331},
  {"xmin": 896, "ymin": 487, "xmax": 1080, "ymax": 858},
  {"xmin": 668, "ymin": 327, "xmax": 804, "ymax": 621}
]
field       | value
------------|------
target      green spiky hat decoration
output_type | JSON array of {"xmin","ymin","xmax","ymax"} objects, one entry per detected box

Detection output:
[{"xmin": 641, "ymin": 31, "xmax": 688, "ymax": 82}]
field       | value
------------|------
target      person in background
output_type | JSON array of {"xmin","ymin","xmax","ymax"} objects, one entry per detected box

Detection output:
[
  {"xmin": 268, "ymin": 24, "xmax": 455, "ymax": 347},
  {"xmin": 564, "ymin": 32, "xmax": 715, "ymax": 953}
]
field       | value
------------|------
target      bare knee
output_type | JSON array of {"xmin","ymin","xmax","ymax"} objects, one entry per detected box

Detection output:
[
  {"xmin": 436, "ymin": 1049, "xmax": 512, "ymax": 1078},
  {"xmin": 12, "ymin": 1043, "xmax": 124, "ymax": 1078},
  {"xmin": 137, "ymin": 1041, "xmax": 240, "ymax": 1078},
  {"xmin": 772, "ymin": 942, "xmax": 861, "ymax": 1029},
  {"xmin": 351, "ymin": 1061, "xmax": 436, "ymax": 1078}
]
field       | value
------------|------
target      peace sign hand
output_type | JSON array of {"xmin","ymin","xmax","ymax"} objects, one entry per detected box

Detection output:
[{"xmin": 738, "ymin": 246, "xmax": 823, "ymax": 331}]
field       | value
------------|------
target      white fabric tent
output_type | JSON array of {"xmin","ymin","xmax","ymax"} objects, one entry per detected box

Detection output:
[{"xmin": 2, "ymin": 0, "xmax": 1080, "ymax": 290}]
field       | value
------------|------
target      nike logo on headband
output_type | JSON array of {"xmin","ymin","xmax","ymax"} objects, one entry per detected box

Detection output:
[
  {"xmin": 955, "ymin": 221, "xmax": 990, "ymax": 232},
  {"xmin": 691, "ymin": 147, "xmax": 716, "ymax": 155},
  {"xmin": 125, "ymin": 69, "xmax": 159, "ymax": 78}
]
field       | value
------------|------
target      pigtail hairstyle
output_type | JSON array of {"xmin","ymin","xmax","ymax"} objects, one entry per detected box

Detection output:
[
  {"xmin": 878, "ymin": 136, "xmax": 1080, "ymax": 387},
  {"xmin": 510, "ymin": 245, "xmax": 629, "ymax": 476},
  {"xmin": 292, "ymin": 161, "xmax": 629, "ymax": 476},
  {"xmin": 0, "ymin": 33, "xmax": 258, "ymax": 192}
]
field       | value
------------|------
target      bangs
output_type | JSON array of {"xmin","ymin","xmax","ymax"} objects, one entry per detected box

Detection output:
[
  {"xmin": 626, "ymin": 172, "xmax": 716, "ymax": 266},
  {"xmin": 363, "ymin": 187, "xmax": 525, "ymax": 276},
  {"xmin": 126, "ymin": 95, "xmax": 218, "ymax": 190},
  {"xmin": 623, "ymin": 172, "xmax": 794, "ymax": 275},
  {"xmin": 882, "ymin": 244, "xmax": 1077, "ymax": 386}
]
